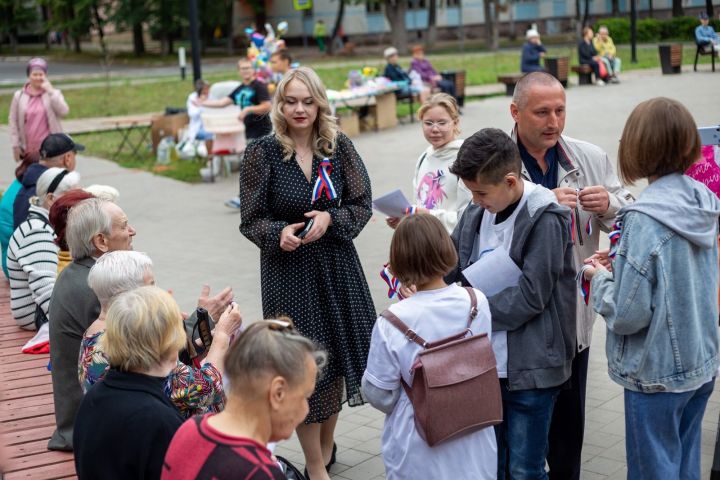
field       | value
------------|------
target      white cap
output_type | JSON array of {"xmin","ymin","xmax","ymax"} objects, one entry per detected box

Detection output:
[
  {"xmin": 526, "ymin": 29, "xmax": 540, "ymax": 39},
  {"xmin": 384, "ymin": 47, "xmax": 399, "ymax": 59}
]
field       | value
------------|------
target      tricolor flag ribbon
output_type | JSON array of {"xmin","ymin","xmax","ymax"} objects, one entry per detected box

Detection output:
[
  {"xmin": 576, "ymin": 265, "xmax": 593, "ymax": 305},
  {"xmin": 608, "ymin": 220, "xmax": 623, "ymax": 259},
  {"xmin": 586, "ymin": 217, "xmax": 593, "ymax": 236},
  {"xmin": 380, "ymin": 264, "xmax": 405, "ymax": 300},
  {"xmin": 405, "ymin": 206, "xmax": 417, "ymax": 215},
  {"xmin": 311, "ymin": 158, "xmax": 338, "ymax": 203}
]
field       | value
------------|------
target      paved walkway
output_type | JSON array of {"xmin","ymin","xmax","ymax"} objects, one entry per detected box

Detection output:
[{"xmin": 0, "ymin": 66, "xmax": 718, "ymax": 478}]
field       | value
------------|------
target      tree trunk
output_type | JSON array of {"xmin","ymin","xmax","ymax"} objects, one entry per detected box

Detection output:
[
  {"xmin": 73, "ymin": 35, "xmax": 81, "ymax": 53},
  {"xmin": 426, "ymin": 0, "xmax": 437, "ymax": 47},
  {"xmin": 132, "ymin": 22, "xmax": 145, "ymax": 55},
  {"xmin": 575, "ymin": 0, "xmax": 582, "ymax": 37},
  {"xmin": 328, "ymin": 0, "xmax": 345, "ymax": 55},
  {"xmin": 508, "ymin": 0, "xmax": 517, "ymax": 41},
  {"xmin": 9, "ymin": 30, "xmax": 18, "ymax": 54},
  {"xmin": 42, "ymin": 5, "xmax": 50, "ymax": 50},
  {"xmin": 226, "ymin": 0, "xmax": 234, "ymax": 55},
  {"xmin": 483, "ymin": 0, "xmax": 496, "ymax": 50},
  {"xmin": 384, "ymin": 0, "xmax": 408, "ymax": 54},
  {"xmin": 611, "ymin": 0, "xmax": 619, "ymax": 15},
  {"xmin": 706, "ymin": 0, "xmax": 713, "ymax": 17},
  {"xmin": 92, "ymin": 3, "xmax": 107, "ymax": 57},
  {"xmin": 648, "ymin": 0, "xmax": 654, "ymax": 17},
  {"xmin": 672, "ymin": 0, "xmax": 683, "ymax": 17},
  {"xmin": 582, "ymin": 0, "xmax": 590, "ymax": 27}
]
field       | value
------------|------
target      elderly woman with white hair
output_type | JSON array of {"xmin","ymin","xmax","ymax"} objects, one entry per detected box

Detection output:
[
  {"xmin": 79, "ymin": 250, "xmax": 241, "ymax": 416},
  {"xmin": 521, "ymin": 29, "xmax": 547, "ymax": 73},
  {"xmin": 74, "ymin": 286, "xmax": 188, "ymax": 479},
  {"xmin": 6, "ymin": 167, "xmax": 80, "ymax": 329}
]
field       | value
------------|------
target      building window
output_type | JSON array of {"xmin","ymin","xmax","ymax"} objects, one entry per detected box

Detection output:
[
  {"xmin": 446, "ymin": 0, "xmax": 460, "ymax": 6},
  {"xmin": 407, "ymin": 0, "xmax": 427, "ymax": 8}
]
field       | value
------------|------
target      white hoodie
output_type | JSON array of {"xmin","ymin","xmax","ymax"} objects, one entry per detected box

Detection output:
[{"xmin": 412, "ymin": 139, "xmax": 471, "ymax": 233}]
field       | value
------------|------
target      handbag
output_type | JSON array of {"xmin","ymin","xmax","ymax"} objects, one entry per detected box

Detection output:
[
  {"xmin": 381, "ymin": 286, "xmax": 503, "ymax": 447},
  {"xmin": 597, "ymin": 59, "xmax": 608, "ymax": 79},
  {"xmin": 275, "ymin": 455, "xmax": 307, "ymax": 480}
]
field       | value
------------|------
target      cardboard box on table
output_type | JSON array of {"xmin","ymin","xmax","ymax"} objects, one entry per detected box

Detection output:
[{"xmin": 151, "ymin": 113, "xmax": 189, "ymax": 152}]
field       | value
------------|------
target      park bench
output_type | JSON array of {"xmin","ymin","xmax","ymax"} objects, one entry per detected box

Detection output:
[
  {"xmin": 545, "ymin": 56, "xmax": 569, "ymax": 87},
  {"xmin": 571, "ymin": 65, "xmax": 594, "ymax": 85},
  {"xmin": 694, "ymin": 42, "xmax": 716, "ymax": 72},
  {"xmin": 497, "ymin": 73, "xmax": 525, "ymax": 96}
]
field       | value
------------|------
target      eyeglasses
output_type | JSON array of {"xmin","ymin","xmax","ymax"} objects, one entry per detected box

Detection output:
[{"xmin": 422, "ymin": 120, "xmax": 453, "ymax": 130}]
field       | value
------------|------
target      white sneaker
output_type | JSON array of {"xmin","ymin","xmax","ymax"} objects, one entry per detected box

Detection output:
[
  {"xmin": 596, "ymin": 79, "xmax": 606, "ymax": 86},
  {"xmin": 224, "ymin": 197, "xmax": 241, "ymax": 209}
]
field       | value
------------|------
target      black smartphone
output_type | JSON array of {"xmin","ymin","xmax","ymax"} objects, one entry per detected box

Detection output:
[
  {"xmin": 196, "ymin": 307, "xmax": 213, "ymax": 350},
  {"xmin": 296, "ymin": 218, "xmax": 314, "ymax": 239}
]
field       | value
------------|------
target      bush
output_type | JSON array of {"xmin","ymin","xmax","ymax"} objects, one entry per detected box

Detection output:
[
  {"xmin": 637, "ymin": 18, "xmax": 662, "ymax": 42},
  {"xmin": 594, "ymin": 18, "xmax": 630, "ymax": 43},
  {"xmin": 595, "ymin": 16, "xmax": 720, "ymax": 43}
]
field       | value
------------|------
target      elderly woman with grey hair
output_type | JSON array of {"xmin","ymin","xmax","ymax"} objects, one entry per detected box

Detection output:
[
  {"xmin": 79, "ymin": 250, "xmax": 242, "ymax": 416},
  {"xmin": 7, "ymin": 167, "xmax": 80, "ymax": 330}
]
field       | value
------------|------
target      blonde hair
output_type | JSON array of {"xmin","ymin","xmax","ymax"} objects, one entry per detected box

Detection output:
[
  {"xmin": 224, "ymin": 318, "xmax": 326, "ymax": 396},
  {"xmin": 271, "ymin": 67, "xmax": 338, "ymax": 161},
  {"xmin": 618, "ymin": 97, "xmax": 700, "ymax": 185},
  {"xmin": 102, "ymin": 286, "xmax": 185, "ymax": 373},
  {"xmin": 417, "ymin": 93, "xmax": 461, "ymax": 138}
]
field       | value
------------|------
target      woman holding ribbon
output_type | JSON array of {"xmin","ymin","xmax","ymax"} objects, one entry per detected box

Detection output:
[{"xmin": 239, "ymin": 66, "xmax": 375, "ymax": 480}]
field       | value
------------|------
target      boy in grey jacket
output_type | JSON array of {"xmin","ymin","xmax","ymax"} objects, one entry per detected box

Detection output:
[{"xmin": 446, "ymin": 128, "xmax": 576, "ymax": 479}]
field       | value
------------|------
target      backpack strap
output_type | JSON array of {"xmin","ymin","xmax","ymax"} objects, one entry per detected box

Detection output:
[
  {"xmin": 380, "ymin": 309, "xmax": 429, "ymax": 348},
  {"xmin": 463, "ymin": 287, "xmax": 479, "ymax": 329}
]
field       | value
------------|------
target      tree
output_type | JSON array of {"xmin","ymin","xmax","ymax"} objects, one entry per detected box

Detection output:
[
  {"xmin": 110, "ymin": 0, "xmax": 147, "ymax": 55},
  {"xmin": 0, "ymin": 0, "xmax": 36, "ymax": 53},
  {"xmin": 426, "ymin": 0, "xmax": 437, "ymax": 47},
  {"xmin": 148, "ymin": 0, "xmax": 185, "ymax": 55},
  {"xmin": 706, "ymin": 0, "xmax": 713, "ymax": 17},
  {"xmin": 672, "ymin": 0, "xmax": 683, "ymax": 17},
  {"xmin": 327, "ymin": 0, "xmax": 345, "ymax": 55},
  {"xmin": 383, "ymin": 0, "xmax": 408, "ymax": 54},
  {"xmin": 611, "ymin": 0, "xmax": 619, "ymax": 15},
  {"xmin": 483, "ymin": 0, "xmax": 498, "ymax": 50}
]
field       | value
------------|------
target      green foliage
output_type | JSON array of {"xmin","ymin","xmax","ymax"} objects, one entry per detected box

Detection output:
[
  {"xmin": 0, "ymin": 0, "xmax": 37, "ymax": 37},
  {"xmin": 595, "ymin": 16, "xmax": 720, "ymax": 43}
]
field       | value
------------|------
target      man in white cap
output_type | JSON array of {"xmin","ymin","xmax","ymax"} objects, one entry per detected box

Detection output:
[{"xmin": 521, "ymin": 29, "xmax": 547, "ymax": 73}]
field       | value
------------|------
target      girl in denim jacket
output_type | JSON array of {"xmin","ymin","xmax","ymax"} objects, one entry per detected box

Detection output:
[{"xmin": 584, "ymin": 97, "xmax": 720, "ymax": 480}]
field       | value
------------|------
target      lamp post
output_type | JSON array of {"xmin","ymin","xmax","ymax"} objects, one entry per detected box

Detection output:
[
  {"xmin": 188, "ymin": 0, "xmax": 202, "ymax": 81},
  {"xmin": 630, "ymin": 0, "xmax": 638, "ymax": 63}
]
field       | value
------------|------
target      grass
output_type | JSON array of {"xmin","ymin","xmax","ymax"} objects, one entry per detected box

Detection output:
[
  {"xmin": 74, "ymin": 131, "xmax": 203, "ymax": 182},
  {"xmin": 2, "ymin": 42, "xmax": 713, "ymax": 183}
]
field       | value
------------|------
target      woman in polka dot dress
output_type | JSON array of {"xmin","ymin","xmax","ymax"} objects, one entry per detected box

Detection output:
[{"xmin": 239, "ymin": 67, "xmax": 376, "ymax": 480}]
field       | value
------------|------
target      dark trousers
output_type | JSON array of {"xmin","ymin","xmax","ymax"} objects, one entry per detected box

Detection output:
[{"xmin": 547, "ymin": 347, "xmax": 590, "ymax": 480}]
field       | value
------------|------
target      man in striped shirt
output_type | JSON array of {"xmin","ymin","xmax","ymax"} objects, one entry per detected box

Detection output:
[{"xmin": 7, "ymin": 167, "xmax": 80, "ymax": 329}]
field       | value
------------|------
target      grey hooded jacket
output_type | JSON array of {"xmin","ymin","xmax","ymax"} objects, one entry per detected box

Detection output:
[{"xmin": 447, "ymin": 184, "xmax": 577, "ymax": 391}]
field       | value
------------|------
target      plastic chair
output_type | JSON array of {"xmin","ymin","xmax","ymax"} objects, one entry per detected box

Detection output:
[{"xmin": 200, "ymin": 107, "xmax": 246, "ymax": 182}]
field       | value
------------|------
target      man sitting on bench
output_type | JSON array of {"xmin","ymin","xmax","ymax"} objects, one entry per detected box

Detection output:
[{"xmin": 696, "ymin": 12, "xmax": 719, "ymax": 57}]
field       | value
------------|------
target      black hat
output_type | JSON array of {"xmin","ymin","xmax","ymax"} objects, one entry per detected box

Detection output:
[
  {"xmin": 699, "ymin": 12, "xmax": 709, "ymax": 19},
  {"xmin": 40, "ymin": 133, "xmax": 85, "ymax": 159}
]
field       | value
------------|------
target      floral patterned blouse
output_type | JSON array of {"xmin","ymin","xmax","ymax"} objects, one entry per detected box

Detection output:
[{"xmin": 78, "ymin": 330, "xmax": 226, "ymax": 417}]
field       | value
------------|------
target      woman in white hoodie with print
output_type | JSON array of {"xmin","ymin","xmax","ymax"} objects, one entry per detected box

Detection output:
[{"xmin": 387, "ymin": 93, "xmax": 471, "ymax": 233}]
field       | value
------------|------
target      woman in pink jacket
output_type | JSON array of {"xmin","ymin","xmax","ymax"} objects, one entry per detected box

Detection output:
[{"xmin": 9, "ymin": 58, "xmax": 69, "ymax": 162}]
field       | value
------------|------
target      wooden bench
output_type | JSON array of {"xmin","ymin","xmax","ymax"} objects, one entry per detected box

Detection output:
[
  {"xmin": 545, "ymin": 56, "xmax": 569, "ymax": 87},
  {"xmin": 440, "ymin": 70, "xmax": 467, "ymax": 107},
  {"xmin": 0, "ymin": 285, "xmax": 77, "ymax": 479},
  {"xmin": 497, "ymin": 74, "xmax": 525, "ymax": 96},
  {"xmin": 571, "ymin": 65, "xmax": 594, "ymax": 85}
]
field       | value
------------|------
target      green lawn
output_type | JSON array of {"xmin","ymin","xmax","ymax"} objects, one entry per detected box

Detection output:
[{"xmin": 2, "ymin": 43, "xmax": 712, "ymax": 183}]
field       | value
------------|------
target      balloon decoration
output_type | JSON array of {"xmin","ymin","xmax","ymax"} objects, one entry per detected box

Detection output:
[{"xmin": 245, "ymin": 21, "xmax": 290, "ymax": 83}]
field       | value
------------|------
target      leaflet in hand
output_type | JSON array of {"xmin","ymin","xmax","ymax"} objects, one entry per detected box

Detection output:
[
  {"xmin": 372, "ymin": 189, "xmax": 411, "ymax": 218},
  {"xmin": 462, "ymin": 248, "xmax": 522, "ymax": 297}
]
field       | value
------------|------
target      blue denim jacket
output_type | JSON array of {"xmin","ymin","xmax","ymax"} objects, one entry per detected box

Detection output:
[{"xmin": 592, "ymin": 174, "xmax": 720, "ymax": 393}]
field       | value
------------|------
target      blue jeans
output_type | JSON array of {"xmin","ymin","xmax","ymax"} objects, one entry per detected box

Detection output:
[
  {"xmin": 495, "ymin": 379, "xmax": 561, "ymax": 479},
  {"xmin": 625, "ymin": 379, "xmax": 715, "ymax": 480}
]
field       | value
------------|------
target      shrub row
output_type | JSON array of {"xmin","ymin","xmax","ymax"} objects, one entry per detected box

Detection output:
[{"xmin": 594, "ymin": 16, "xmax": 720, "ymax": 43}]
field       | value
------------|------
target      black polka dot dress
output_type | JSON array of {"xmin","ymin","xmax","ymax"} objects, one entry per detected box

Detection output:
[{"xmin": 239, "ymin": 133, "xmax": 376, "ymax": 423}]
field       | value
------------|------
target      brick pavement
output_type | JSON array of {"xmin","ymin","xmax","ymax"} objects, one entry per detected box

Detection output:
[{"xmin": 0, "ymin": 66, "xmax": 718, "ymax": 478}]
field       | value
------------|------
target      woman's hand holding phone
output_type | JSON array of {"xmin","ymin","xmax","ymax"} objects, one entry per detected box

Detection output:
[
  {"xmin": 280, "ymin": 222, "xmax": 305, "ymax": 252},
  {"xmin": 302, "ymin": 211, "xmax": 332, "ymax": 244}
]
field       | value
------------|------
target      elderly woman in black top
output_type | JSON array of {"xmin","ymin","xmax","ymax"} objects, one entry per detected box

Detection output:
[
  {"xmin": 73, "ymin": 286, "xmax": 186, "ymax": 479},
  {"xmin": 239, "ymin": 66, "xmax": 376, "ymax": 480}
]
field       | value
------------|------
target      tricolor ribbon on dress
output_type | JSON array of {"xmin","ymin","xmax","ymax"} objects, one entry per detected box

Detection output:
[
  {"xmin": 311, "ymin": 158, "xmax": 338, "ymax": 203},
  {"xmin": 608, "ymin": 220, "xmax": 623, "ymax": 259},
  {"xmin": 576, "ymin": 265, "xmax": 593, "ymax": 305},
  {"xmin": 586, "ymin": 217, "xmax": 593, "ymax": 236},
  {"xmin": 380, "ymin": 263, "xmax": 405, "ymax": 300}
]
